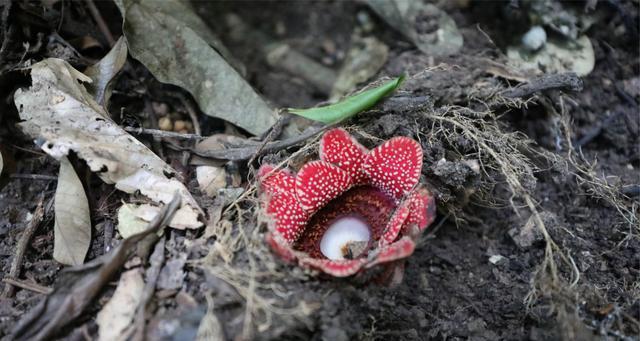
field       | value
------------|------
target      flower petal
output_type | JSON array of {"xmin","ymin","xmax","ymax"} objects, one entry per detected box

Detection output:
[
  {"xmin": 258, "ymin": 164, "xmax": 296, "ymax": 195},
  {"xmin": 295, "ymin": 161, "xmax": 353, "ymax": 213},
  {"xmin": 379, "ymin": 197, "xmax": 412, "ymax": 246},
  {"xmin": 300, "ymin": 257, "xmax": 367, "ymax": 277},
  {"xmin": 319, "ymin": 128, "xmax": 368, "ymax": 183},
  {"xmin": 363, "ymin": 136, "xmax": 423, "ymax": 200},
  {"xmin": 406, "ymin": 186, "xmax": 437, "ymax": 231},
  {"xmin": 265, "ymin": 190, "xmax": 308, "ymax": 243},
  {"xmin": 366, "ymin": 237, "xmax": 416, "ymax": 269},
  {"xmin": 266, "ymin": 232, "xmax": 297, "ymax": 262}
]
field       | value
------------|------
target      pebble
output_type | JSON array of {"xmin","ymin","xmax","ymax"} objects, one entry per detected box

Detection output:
[
  {"xmin": 522, "ymin": 26, "xmax": 547, "ymax": 51},
  {"xmin": 158, "ymin": 117, "xmax": 173, "ymax": 131}
]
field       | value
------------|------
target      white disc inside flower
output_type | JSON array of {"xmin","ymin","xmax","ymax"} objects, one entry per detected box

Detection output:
[{"xmin": 320, "ymin": 217, "xmax": 371, "ymax": 260}]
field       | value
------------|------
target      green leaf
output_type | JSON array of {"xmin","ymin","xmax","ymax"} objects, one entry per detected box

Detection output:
[{"xmin": 288, "ymin": 76, "xmax": 404, "ymax": 124}]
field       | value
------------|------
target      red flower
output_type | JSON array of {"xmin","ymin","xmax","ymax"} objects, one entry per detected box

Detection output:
[{"xmin": 258, "ymin": 128, "xmax": 436, "ymax": 282}]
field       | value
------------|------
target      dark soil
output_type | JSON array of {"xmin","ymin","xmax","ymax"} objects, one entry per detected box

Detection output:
[{"xmin": 1, "ymin": 1, "xmax": 639, "ymax": 340}]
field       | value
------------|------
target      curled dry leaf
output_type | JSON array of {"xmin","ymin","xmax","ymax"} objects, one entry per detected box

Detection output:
[
  {"xmin": 115, "ymin": 0, "xmax": 277, "ymax": 135},
  {"xmin": 53, "ymin": 157, "xmax": 91, "ymax": 266},
  {"xmin": 117, "ymin": 203, "xmax": 151, "ymax": 239},
  {"xmin": 14, "ymin": 58, "xmax": 202, "ymax": 229},
  {"xmin": 83, "ymin": 36, "xmax": 128, "ymax": 106},
  {"xmin": 96, "ymin": 268, "xmax": 145, "ymax": 341}
]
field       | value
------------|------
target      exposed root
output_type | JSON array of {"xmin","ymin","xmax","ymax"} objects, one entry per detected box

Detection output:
[
  {"xmin": 193, "ymin": 141, "xmax": 322, "ymax": 338},
  {"xmin": 419, "ymin": 106, "xmax": 580, "ymax": 320}
]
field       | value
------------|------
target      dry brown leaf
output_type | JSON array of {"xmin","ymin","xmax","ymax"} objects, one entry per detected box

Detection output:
[
  {"xmin": 96, "ymin": 268, "xmax": 145, "ymax": 341},
  {"xmin": 14, "ymin": 58, "xmax": 203, "ymax": 229},
  {"xmin": 53, "ymin": 157, "xmax": 91, "ymax": 266},
  {"xmin": 196, "ymin": 166, "xmax": 228, "ymax": 197},
  {"xmin": 84, "ymin": 36, "xmax": 128, "ymax": 106}
]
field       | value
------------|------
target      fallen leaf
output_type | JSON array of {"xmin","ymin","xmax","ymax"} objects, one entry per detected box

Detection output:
[
  {"xmin": 84, "ymin": 36, "xmax": 128, "ymax": 106},
  {"xmin": 116, "ymin": 203, "xmax": 150, "ymax": 239},
  {"xmin": 507, "ymin": 35, "xmax": 595, "ymax": 76},
  {"xmin": 53, "ymin": 157, "xmax": 91, "ymax": 266},
  {"xmin": 367, "ymin": 0, "xmax": 463, "ymax": 56},
  {"xmin": 11, "ymin": 195, "xmax": 181, "ymax": 341},
  {"xmin": 197, "ymin": 165, "xmax": 237, "ymax": 197},
  {"xmin": 96, "ymin": 268, "xmax": 144, "ymax": 341},
  {"xmin": 289, "ymin": 76, "xmax": 403, "ymax": 124},
  {"xmin": 115, "ymin": 0, "xmax": 277, "ymax": 135},
  {"xmin": 15, "ymin": 58, "xmax": 203, "ymax": 229}
]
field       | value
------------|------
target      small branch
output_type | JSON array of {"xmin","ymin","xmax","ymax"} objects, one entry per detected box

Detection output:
[
  {"xmin": 2, "ymin": 278, "xmax": 52, "ymax": 295},
  {"xmin": 177, "ymin": 94, "xmax": 202, "ymax": 136},
  {"xmin": 503, "ymin": 72, "xmax": 583, "ymax": 98},
  {"xmin": 10, "ymin": 174, "xmax": 58, "ymax": 181},
  {"xmin": 124, "ymin": 126, "xmax": 203, "ymax": 140},
  {"xmin": 193, "ymin": 123, "xmax": 332, "ymax": 161},
  {"xmin": 132, "ymin": 237, "xmax": 165, "ymax": 341},
  {"xmin": 84, "ymin": 0, "xmax": 115, "ymax": 47},
  {"xmin": 2, "ymin": 196, "xmax": 45, "ymax": 298}
]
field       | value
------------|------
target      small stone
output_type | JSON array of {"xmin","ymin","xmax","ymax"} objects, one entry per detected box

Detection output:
[
  {"xmin": 158, "ymin": 117, "xmax": 173, "ymax": 131},
  {"xmin": 522, "ymin": 26, "xmax": 547, "ymax": 51},
  {"xmin": 173, "ymin": 120, "xmax": 187, "ymax": 131},
  {"xmin": 489, "ymin": 254, "xmax": 508, "ymax": 265}
]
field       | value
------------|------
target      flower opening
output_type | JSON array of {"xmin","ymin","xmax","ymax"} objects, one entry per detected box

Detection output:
[{"xmin": 259, "ymin": 128, "xmax": 436, "ymax": 282}]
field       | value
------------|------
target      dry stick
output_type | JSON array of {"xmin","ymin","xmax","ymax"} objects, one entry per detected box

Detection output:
[
  {"xmin": 84, "ymin": 0, "xmax": 115, "ymax": 47},
  {"xmin": 247, "ymin": 114, "xmax": 289, "ymax": 166},
  {"xmin": 124, "ymin": 126, "xmax": 203, "ymax": 140},
  {"xmin": 132, "ymin": 237, "xmax": 165, "ymax": 341},
  {"xmin": 2, "ymin": 278, "xmax": 52, "ymax": 295},
  {"xmin": 10, "ymin": 174, "xmax": 58, "ymax": 181},
  {"xmin": 195, "ymin": 123, "xmax": 331, "ymax": 161},
  {"xmin": 1, "ymin": 197, "xmax": 45, "ymax": 298},
  {"xmin": 177, "ymin": 94, "xmax": 202, "ymax": 136},
  {"xmin": 502, "ymin": 72, "xmax": 583, "ymax": 98}
]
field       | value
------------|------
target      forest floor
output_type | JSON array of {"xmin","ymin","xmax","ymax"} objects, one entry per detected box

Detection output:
[{"xmin": 0, "ymin": 1, "xmax": 638, "ymax": 340}]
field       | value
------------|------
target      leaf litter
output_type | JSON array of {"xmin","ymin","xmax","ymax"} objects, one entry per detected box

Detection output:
[
  {"xmin": 115, "ymin": 0, "xmax": 278, "ymax": 136},
  {"xmin": 1, "ymin": 1, "xmax": 638, "ymax": 340},
  {"xmin": 15, "ymin": 58, "xmax": 203, "ymax": 229},
  {"xmin": 53, "ymin": 156, "xmax": 91, "ymax": 266}
]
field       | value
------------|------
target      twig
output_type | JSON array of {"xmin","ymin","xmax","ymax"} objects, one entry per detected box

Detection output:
[
  {"xmin": 10, "ymin": 174, "xmax": 58, "ymax": 181},
  {"xmin": 1, "ymin": 278, "xmax": 52, "ymax": 295},
  {"xmin": 194, "ymin": 123, "xmax": 332, "ymax": 161},
  {"xmin": 124, "ymin": 126, "xmax": 203, "ymax": 140},
  {"xmin": 177, "ymin": 93, "xmax": 202, "ymax": 136},
  {"xmin": 132, "ymin": 237, "xmax": 165, "ymax": 341},
  {"xmin": 247, "ymin": 114, "xmax": 289, "ymax": 166},
  {"xmin": 84, "ymin": 0, "xmax": 115, "ymax": 47},
  {"xmin": 502, "ymin": 72, "xmax": 583, "ymax": 98},
  {"xmin": 2, "ymin": 196, "xmax": 45, "ymax": 298}
]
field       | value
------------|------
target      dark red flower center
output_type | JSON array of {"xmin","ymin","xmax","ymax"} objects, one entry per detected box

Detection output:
[{"xmin": 293, "ymin": 186, "xmax": 396, "ymax": 259}]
